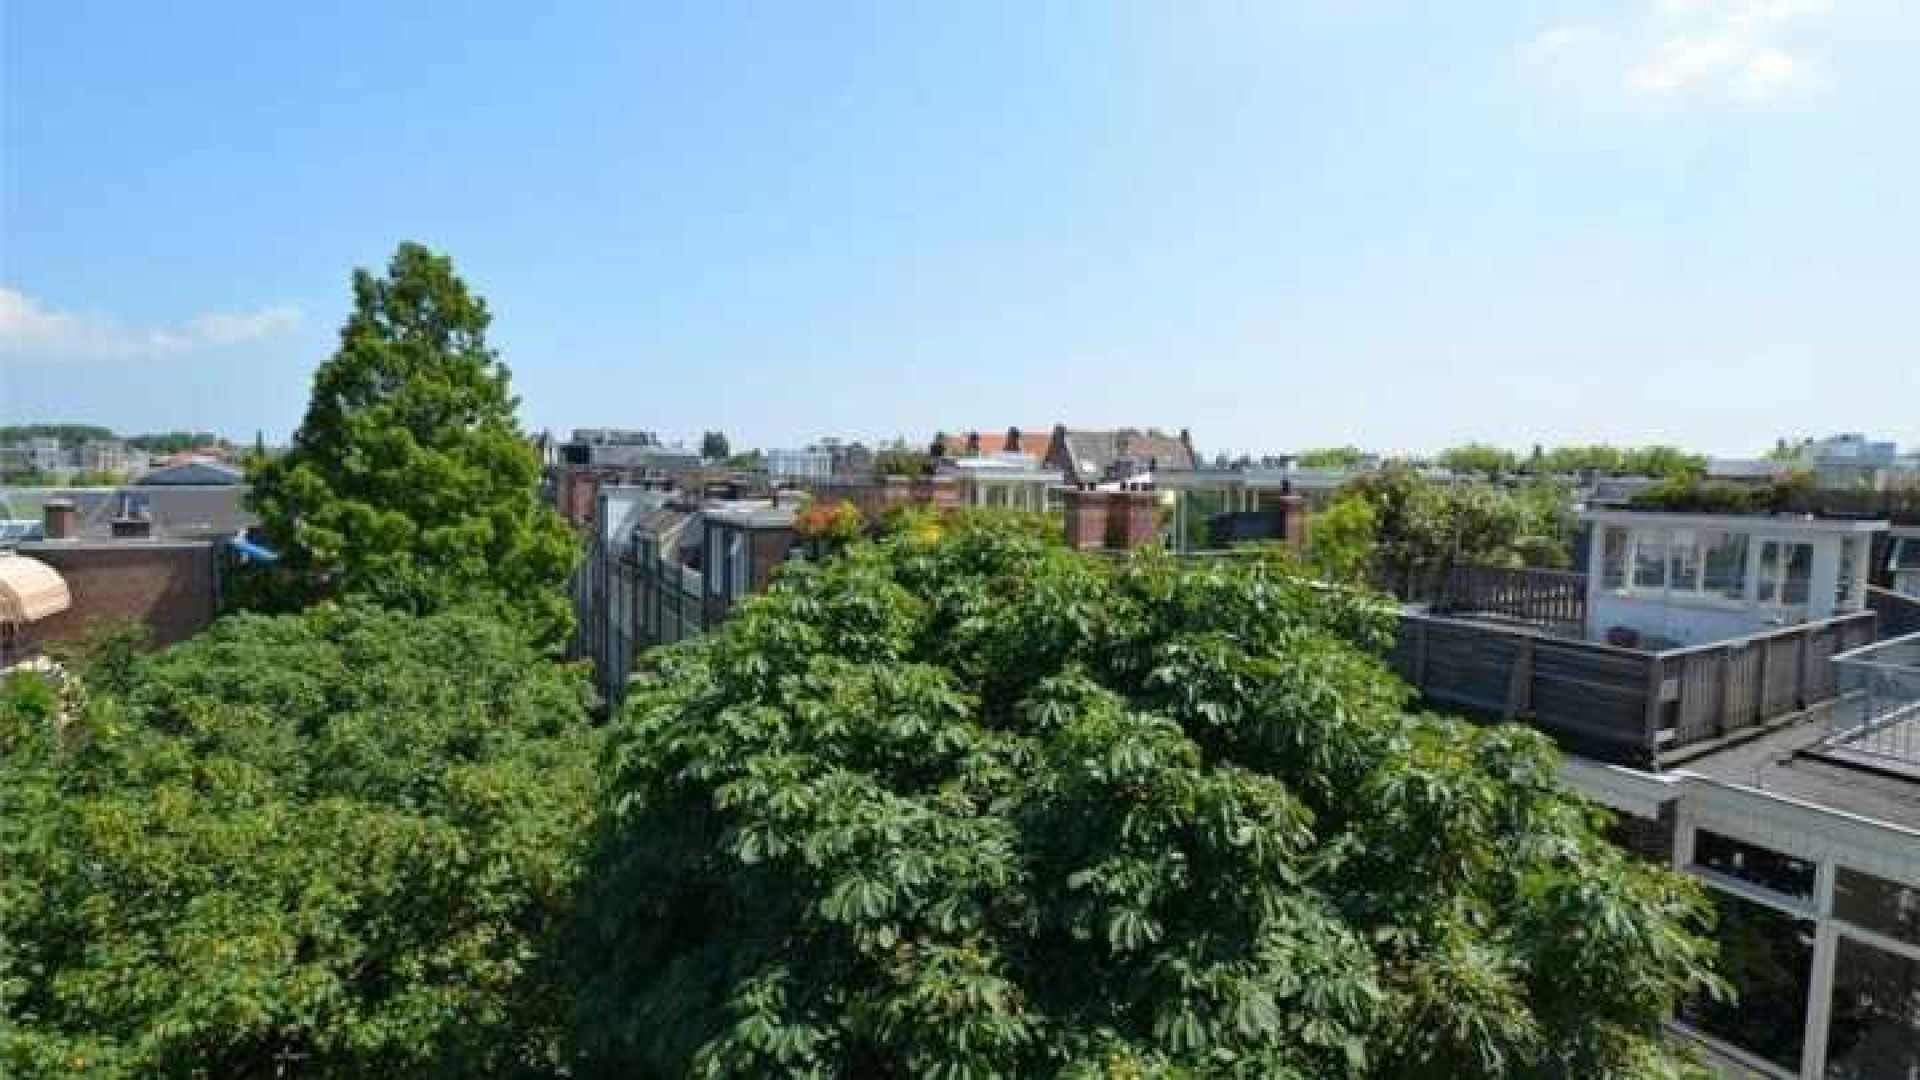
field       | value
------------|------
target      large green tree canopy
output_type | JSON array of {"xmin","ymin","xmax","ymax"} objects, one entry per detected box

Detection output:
[
  {"xmin": 247, "ymin": 242, "xmax": 576, "ymax": 645},
  {"xmin": 1335, "ymin": 466, "xmax": 1577, "ymax": 594},
  {"xmin": 576, "ymin": 515, "xmax": 1720, "ymax": 1078},
  {"xmin": 0, "ymin": 608, "xmax": 600, "ymax": 1078}
]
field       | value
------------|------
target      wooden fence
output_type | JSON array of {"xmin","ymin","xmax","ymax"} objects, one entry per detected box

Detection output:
[
  {"xmin": 1657, "ymin": 613, "xmax": 1879, "ymax": 750},
  {"xmin": 1391, "ymin": 609, "xmax": 1880, "ymax": 767}
]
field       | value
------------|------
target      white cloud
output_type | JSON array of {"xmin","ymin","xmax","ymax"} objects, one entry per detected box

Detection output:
[
  {"xmin": 1523, "ymin": 24, "xmax": 1601, "ymax": 64},
  {"xmin": 0, "ymin": 287, "xmax": 301, "ymax": 362},
  {"xmin": 1524, "ymin": 0, "xmax": 1835, "ymax": 103}
]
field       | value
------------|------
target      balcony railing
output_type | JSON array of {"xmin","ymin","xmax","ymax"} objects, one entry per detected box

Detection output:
[
  {"xmin": 1825, "ymin": 633, "xmax": 1920, "ymax": 768},
  {"xmin": 1408, "ymin": 564, "xmax": 1589, "ymax": 638}
]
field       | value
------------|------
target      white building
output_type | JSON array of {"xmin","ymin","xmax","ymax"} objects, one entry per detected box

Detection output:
[
  {"xmin": 945, "ymin": 457, "xmax": 1063, "ymax": 513},
  {"xmin": 1802, "ymin": 433, "xmax": 1904, "ymax": 492},
  {"xmin": 1583, "ymin": 510, "xmax": 1885, "ymax": 648},
  {"xmin": 766, "ymin": 447, "xmax": 833, "ymax": 483}
]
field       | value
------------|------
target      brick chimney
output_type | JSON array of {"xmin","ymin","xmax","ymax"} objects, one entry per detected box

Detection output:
[
  {"xmin": 1273, "ymin": 493, "xmax": 1308, "ymax": 551},
  {"xmin": 42, "ymin": 498, "xmax": 76, "ymax": 540},
  {"xmin": 1062, "ymin": 486, "xmax": 1163, "ymax": 551}
]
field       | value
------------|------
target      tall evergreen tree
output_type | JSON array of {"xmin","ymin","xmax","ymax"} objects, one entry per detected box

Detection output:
[{"xmin": 247, "ymin": 243, "xmax": 577, "ymax": 645}]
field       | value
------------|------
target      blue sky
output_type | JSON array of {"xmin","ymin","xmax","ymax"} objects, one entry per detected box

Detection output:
[{"xmin": 3, "ymin": 0, "xmax": 1916, "ymax": 457}]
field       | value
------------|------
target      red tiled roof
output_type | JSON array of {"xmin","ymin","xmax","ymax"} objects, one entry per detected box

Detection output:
[{"xmin": 937, "ymin": 429, "xmax": 1049, "ymax": 458}]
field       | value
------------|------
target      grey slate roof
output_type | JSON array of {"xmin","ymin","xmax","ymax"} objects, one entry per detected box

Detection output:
[
  {"xmin": 0, "ymin": 486, "xmax": 254, "ymax": 541},
  {"xmin": 1051, "ymin": 427, "xmax": 1197, "ymax": 482},
  {"xmin": 137, "ymin": 461, "xmax": 244, "ymax": 486}
]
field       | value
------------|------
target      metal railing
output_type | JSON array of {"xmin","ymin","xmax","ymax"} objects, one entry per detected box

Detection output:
[{"xmin": 1826, "ymin": 632, "xmax": 1920, "ymax": 767}]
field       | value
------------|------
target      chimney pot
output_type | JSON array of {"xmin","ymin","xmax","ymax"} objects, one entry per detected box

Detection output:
[{"xmin": 43, "ymin": 498, "xmax": 76, "ymax": 540}]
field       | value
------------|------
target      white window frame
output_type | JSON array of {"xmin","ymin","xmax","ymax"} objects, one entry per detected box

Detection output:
[
  {"xmin": 1609, "ymin": 526, "xmax": 1755, "ymax": 612},
  {"xmin": 1673, "ymin": 811, "xmax": 1920, "ymax": 1078},
  {"xmin": 1755, "ymin": 538, "xmax": 1816, "ymax": 611}
]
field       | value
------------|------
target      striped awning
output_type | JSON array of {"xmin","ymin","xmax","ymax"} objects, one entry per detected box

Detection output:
[{"xmin": 0, "ymin": 555, "xmax": 71, "ymax": 624}]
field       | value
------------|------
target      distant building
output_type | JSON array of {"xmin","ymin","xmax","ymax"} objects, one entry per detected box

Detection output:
[
  {"xmin": 935, "ymin": 427, "xmax": 1048, "ymax": 462},
  {"xmin": 945, "ymin": 458, "xmax": 1062, "ymax": 514},
  {"xmin": 0, "ymin": 485, "xmax": 253, "ymax": 542},
  {"xmin": 25, "ymin": 437, "xmax": 66, "ymax": 473},
  {"xmin": 1043, "ymin": 425, "xmax": 1198, "ymax": 485},
  {"xmin": 766, "ymin": 447, "xmax": 834, "ymax": 483},
  {"xmin": 137, "ymin": 461, "xmax": 243, "ymax": 486},
  {"xmin": 570, "ymin": 488, "xmax": 800, "ymax": 708},
  {"xmin": 547, "ymin": 431, "xmax": 706, "ymax": 527},
  {"xmin": 1706, "ymin": 457, "xmax": 1790, "ymax": 485},
  {"xmin": 1802, "ymin": 433, "xmax": 1904, "ymax": 491},
  {"xmin": 0, "ymin": 437, "xmax": 70, "ymax": 478},
  {"xmin": 2, "ymin": 498, "xmax": 222, "ymax": 662},
  {"xmin": 801, "ymin": 474, "xmax": 964, "ymax": 521},
  {"xmin": 75, "ymin": 439, "xmax": 130, "ymax": 476}
]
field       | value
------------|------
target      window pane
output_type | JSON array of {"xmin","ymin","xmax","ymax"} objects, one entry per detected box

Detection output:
[
  {"xmin": 1759, "ymin": 541, "xmax": 1781, "ymax": 603},
  {"xmin": 1669, "ymin": 529, "xmax": 1703, "ymax": 593},
  {"xmin": 1836, "ymin": 868, "xmax": 1920, "ymax": 948},
  {"xmin": 1693, "ymin": 830, "xmax": 1817, "ymax": 901},
  {"xmin": 1896, "ymin": 538, "xmax": 1920, "ymax": 572},
  {"xmin": 1837, "ymin": 538, "xmax": 1862, "ymax": 607},
  {"xmin": 1681, "ymin": 890, "xmax": 1813, "ymax": 1074},
  {"xmin": 1782, "ymin": 543, "xmax": 1813, "ymax": 606},
  {"xmin": 1826, "ymin": 936, "xmax": 1920, "ymax": 1079},
  {"xmin": 1603, "ymin": 527, "xmax": 1628, "ymax": 590},
  {"xmin": 1703, "ymin": 532, "xmax": 1748, "ymax": 600},
  {"xmin": 1634, "ymin": 531, "xmax": 1668, "ymax": 589}
]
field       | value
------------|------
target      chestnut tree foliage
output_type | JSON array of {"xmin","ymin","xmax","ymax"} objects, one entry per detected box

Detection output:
[
  {"xmin": 575, "ymin": 515, "xmax": 1722, "ymax": 1078},
  {"xmin": 0, "ymin": 608, "xmax": 600, "ymax": 1078}
]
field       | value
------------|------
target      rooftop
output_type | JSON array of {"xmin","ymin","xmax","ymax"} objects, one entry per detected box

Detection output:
[
  {"xmin": 1678, "ymin": 710, "xmax": 1920, "ymax": 834},
  {"xmin": 1581, "ymin": 508, "xmax": 1889, "ymax": 534}
]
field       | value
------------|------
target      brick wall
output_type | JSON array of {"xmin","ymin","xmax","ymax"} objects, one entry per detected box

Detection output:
[
  {"xmin": 23, "ymin": 541, "xmax": 218, "ymax": 649},
  {"xmin": 803, "ymin": 475, "xmax": 961, "ymax": 521}
]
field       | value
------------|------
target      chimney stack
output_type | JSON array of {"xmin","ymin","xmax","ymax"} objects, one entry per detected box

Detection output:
[
  {"xmin": 1062, "ymin": 487, "xmax": 1162, "ymax": 551},
  {"xmin": 43, "ymin": 498, "xmax": 76, "ymax": 540}
]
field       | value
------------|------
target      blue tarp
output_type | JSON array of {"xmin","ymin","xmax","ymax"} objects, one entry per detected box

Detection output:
[{"xmin": 228, "ymin": 536, "xmax": 280, "ymax": 563}]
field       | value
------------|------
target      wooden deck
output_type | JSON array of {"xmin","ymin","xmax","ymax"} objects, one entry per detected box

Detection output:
[{"xmin": 1391, "ymin": 609, "xmax": 1880, "ymax": 768}]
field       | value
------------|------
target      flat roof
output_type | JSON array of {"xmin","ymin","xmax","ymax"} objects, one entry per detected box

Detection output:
[
  {"xmin": 1676, "ymin": 719, "xmax": 1920, "ymax": 832},
  {"xmin": 703, "ymin": 507, "xmax": 795, "ymax": 528},
  {"xmin": 1581, "ymin": 509, "xmax": 1889, "ymax": 534}
]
